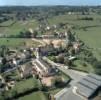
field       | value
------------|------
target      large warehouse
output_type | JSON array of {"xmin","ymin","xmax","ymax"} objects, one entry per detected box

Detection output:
[{"xmin": 73, "ymin": 73, "xmax": 101, "ymax": 99}]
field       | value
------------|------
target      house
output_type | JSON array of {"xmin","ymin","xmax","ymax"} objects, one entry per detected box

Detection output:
[
  {"xmin": 68, "ymin": 56, "xmax": 77, "ymax": 61},
  {"xmin": 0, "ymin": 57, "xmax": 2, "ymax": 64},
  {"xmin": 73, "ymin": 42, "xmax": 80, "ymax": 53},
  {"xmin": 0, "ymin": 75, "xmax": 6, "ymax": 92},
  {"xmin": 45, "ymin": 26, "xmax": 50, "ymax": 31},
  {"xmin": 42, "ymin": 35, "xmax": 54, "ymax": 39},
  {"xmin": 35, "ymin": 44, "xmax": 54, "ymax": 57},
  {"xmin": 73, "ymin": 73, "xmax": 101, "ymax": 99}
]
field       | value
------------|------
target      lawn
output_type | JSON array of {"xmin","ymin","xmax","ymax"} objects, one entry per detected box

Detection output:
[{"xmin": 19, "ymin": 91, "xmax": 48, "ymax": 100}]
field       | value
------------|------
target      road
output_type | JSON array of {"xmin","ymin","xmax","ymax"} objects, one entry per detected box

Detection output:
[{"xmin": 58, "ymin": 67, "xmax": 87, "ymax": 84}]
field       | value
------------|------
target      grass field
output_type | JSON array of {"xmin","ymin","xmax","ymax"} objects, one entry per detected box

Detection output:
[
  {"xmin": 0, "ymin": 38, "xmax": 40, "ymax": 48},
  {"xmin": 19, "ymin": 91, "xmax": 48, "ymax": 100},
  {"xmin": 0, "ymin": 19, "xmax": 38, "ymax": 35},
  {"xmin": 75, "ymin": 27, "xmax": 101, "ymax": 60},
  {"xmin": 14, "ymin": 77, "xmax": 39, "ymax": 93},
  {"xmin": 2, "ymin": 77, "xmax": 44, "ymax": 100},
  {"xmin": 72, "ymin": 60, "xmax": 94, "ymax": 73}
]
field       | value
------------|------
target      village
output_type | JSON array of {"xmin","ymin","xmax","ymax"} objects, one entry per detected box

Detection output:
[{"xmin": 0, "ymin": 20, "xmax": 101, "ymax": 100}]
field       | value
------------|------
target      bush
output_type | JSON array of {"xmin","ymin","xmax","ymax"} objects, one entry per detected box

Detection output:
[{"xmin": 78, "ymin": 17, "xmax": 93, "ymax": 21}]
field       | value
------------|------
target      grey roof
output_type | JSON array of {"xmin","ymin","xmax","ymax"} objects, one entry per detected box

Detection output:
[
  {"xmin": 23, "ymin": 65, "xmax": 32, "ymax": 76},
  {"xmin": 75, "ymin": 74, "xmax": 101, "ymax": 98},
  {"xmin": 78, "ymin": 79, "xmax": 98, "ymax": 90},
  {"xmin": 84, "ymin": 75, "xmax": 101, "ymax": 86},
  {"xmin": 76, "ymin": 83, "xmax": 95, "ymax": 98},
  {"xmin": 88, "ymin": 73, "xmax": 101, "ymax": 81}
]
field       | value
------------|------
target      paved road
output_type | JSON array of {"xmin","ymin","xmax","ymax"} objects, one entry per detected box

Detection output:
[{"xmin": 58, "ymin": 67, "xmax": 87, "ymax": 83}]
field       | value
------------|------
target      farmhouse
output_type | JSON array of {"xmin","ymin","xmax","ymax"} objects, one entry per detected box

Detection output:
[{"xmin": 73, "ymin": 73, "xmax": 101, "ymax": 99}]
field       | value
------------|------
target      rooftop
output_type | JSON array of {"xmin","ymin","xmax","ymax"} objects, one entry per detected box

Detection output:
[{"xmin": 75, "ymin": 73, "xmax": 101, "ymax": 98}]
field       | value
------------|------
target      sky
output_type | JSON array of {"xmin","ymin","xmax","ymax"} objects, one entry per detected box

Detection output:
[{"xmin": 0, "ymin": 0, "xmax": 101, "ymax": 6}]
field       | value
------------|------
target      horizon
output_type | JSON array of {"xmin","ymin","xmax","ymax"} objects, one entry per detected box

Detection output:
[{"xmin": 0, "ymin": 0, "xmax": 101, "ymax": 6}]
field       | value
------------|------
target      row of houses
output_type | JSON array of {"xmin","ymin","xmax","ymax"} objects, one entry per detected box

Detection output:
[{"xmin": 32, "ymin": 58, "xmax": 56, "ymax": 77}]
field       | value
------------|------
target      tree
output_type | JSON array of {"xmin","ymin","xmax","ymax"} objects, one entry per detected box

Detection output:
[
  {"xmin": 68, "ymin": 47, "xmax": 75, "ymax": 56},
  {"xmin": 64, "ymin": 57, "xmax": 72, "ymax": 66},
  {"xmin": 0, "ymin": 45, "xmax": 9, "ymax": 57},
  {"xmin": 56, "ymin": 54, "xmax": 64, "ymax": 64},
  {"xmin": 33, "ymin": 30, "xmax": 38, "ymax": 38},
  {"xmin": 2, "ymin": 57, "xmax": 7, "ymax": 65},
  {"xmin": 93, "ymin": 61, "xmax": 101, "ymax": 75}
]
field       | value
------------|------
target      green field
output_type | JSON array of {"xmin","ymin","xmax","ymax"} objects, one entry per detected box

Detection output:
[
  {"xmin": 0, "ymin": 19, "xmax": 38, "ymax": 35},
  {"xmin": 75, "ymin": 27, "xmax": 101, "ymax": 60},
  {"xmin": 13, "ymin": 77, "xmax": 39, "ymax": 93},
  {"xmin": 19, "ymin": 91, "xmax": 48, "ymax": 100},
  {"xmin": 0, "ymin": 38, "xmax": 40, "ymax": 48},
  {"xmin": 72, "ymin": 60, "xmax": 94, "ymax": 73}
]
